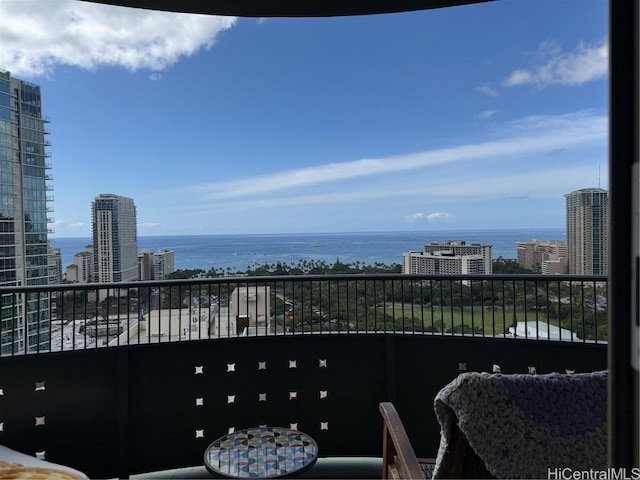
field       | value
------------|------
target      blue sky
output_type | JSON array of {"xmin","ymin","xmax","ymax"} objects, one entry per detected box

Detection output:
[{"xmin": 1, "ymin": 0, "xmax": 608, "ymax": 237}]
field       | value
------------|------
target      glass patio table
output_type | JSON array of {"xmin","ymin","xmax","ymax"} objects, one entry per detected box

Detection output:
[{"xmin": 204, "ymin": 426, "xmax": 319, "ymax": 478}]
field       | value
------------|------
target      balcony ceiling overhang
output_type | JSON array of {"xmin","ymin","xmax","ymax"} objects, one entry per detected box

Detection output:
[{"xmin": 80, "ymin": 0, "xmax": 492, "ymax": 17}]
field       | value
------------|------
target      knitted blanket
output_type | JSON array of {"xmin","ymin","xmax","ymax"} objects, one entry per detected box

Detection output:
[{"xmin": 432, "ymin": 371, "xmax": 607, "ymax": 479}]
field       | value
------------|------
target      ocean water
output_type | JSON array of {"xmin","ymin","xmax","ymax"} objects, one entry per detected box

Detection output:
[{"xmin": 50, "ymin": 229, "xmax": 565, "ymax": 272}]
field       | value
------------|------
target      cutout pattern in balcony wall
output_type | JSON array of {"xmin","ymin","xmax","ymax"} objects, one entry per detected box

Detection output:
[
  {"xmin": 193, "ymin": 357, "xmax": 331, "ymax": 444},
  {"xmin": 457, "ymin": 360, "xmax": 583, "ymax": 376},
  {"xmin": 0, "ymin": 381, "xmax": 50, "ymax": 458},
  {"xmin": 0, "ymin": 354, "xmax": 120, "ymax": 479}
]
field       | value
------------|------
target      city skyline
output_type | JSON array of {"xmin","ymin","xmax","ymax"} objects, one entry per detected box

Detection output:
[{"xmin": 0, "ymin": 0, "xmax": 608, "ymax": 237}]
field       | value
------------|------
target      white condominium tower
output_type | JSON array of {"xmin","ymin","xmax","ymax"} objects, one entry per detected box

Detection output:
[
  {"xmin": 0, "ymin": 69, "xmax": 53, "ymax": 355},
  {"xmin": 565, "ymin": 188, "xmax": 609, "ymax": 275},
  {"xmin": 92, "ymin": 194, "xmax": 138, "ymax": 283}
]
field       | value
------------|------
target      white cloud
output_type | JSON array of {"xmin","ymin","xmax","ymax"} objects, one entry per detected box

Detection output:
[
  {"xmin": 475, "ymin": 84, "xmax": 499, "ymax": 97},
  {"xmin": 0, "ymin": 0, "xmax": 236, "ymax": 77},
  {"xmin": 196, "ymin": 110, "xmax": 605, "ymax": 200},
  {"xmin": 405, "ymin": 212, "xmax": 426, "ymax": 222},
  {"xmin": 504, "ymin": 38, "xmax": 608, "ymax": 88},
  {"xmin": 405, "ymin": 212, "xmax": 449, "ymax": 223},
  {"xmin": 478, "ymin": 110, "xmax": 497, "ymax": 119},
  {"xmin": 139, "ymin": 222, "xmax": 161, "ymax": 229},
  {"xmin": 501, "ymin": 110, "xmax": 605, "ymax": 136},
  {"xmin": 178, "ymin": 159, "xmax": 605, "ymax": 216},
  {"xmin": 426, "ymin": 212, "xmax": 449, "ymax": 223}
]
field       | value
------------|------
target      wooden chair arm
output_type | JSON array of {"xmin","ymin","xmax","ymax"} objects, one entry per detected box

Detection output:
[{"xmin": 379, "ymin": 402, "xmax": 426, "ymax": 479}]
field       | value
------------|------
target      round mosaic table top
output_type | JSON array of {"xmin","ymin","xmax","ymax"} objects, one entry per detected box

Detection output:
[{"xmin": 204, "ymin": 426, "xmax": 319, "ymax": 478}]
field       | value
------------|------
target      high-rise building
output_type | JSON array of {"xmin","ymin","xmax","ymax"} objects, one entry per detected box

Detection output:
[
  {"xmin": 0, "ymin": 69, "xmax": 53, "ymax": 354},
  {"xmin": 138, "ymin": 249, "xmax": 154, "ymax": 281},
  {"xmin": 565, "ymin": 188, "xmax": 609, "ymax": 275},
  {"xmin": 48, "ymin": 245, "xmax": 62, "ymax": 285},
  {"xmin": 92, "ymin": 194, "xmax": 138, "ymax": 283},
  {"xmin": 153, "ymin": 249, "xmax": 175, "ymax": 280}
]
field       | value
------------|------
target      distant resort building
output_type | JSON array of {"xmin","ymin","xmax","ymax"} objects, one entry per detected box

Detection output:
[
  {"xmin": 68, "ymin": 245, "xmax": 175, "ymax": 283},
  {"xmin": 153, "ymin": 249, "xmax": 175, "ymax": 280},
  {"xmin": 66, "ymin": 246, "xmax": 93, "ymax": 283},
  {"xmin": 402, "ymin": 240, "xmax": 492, "ymax": 275},
  {"xmin": 138, "ymin": 248, "xmax": 175, "ymax": 281},
  {"xmin": 516, "ymin": 239, "xmax": 567, "ymax": 274}
]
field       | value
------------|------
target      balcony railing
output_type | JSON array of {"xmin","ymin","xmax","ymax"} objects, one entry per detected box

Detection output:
[
  {"xmin": 0, "ymin": 274, "xmax": 609, "ymax": 354},
  {"xmin": 0, "ymin": 274, "xmax": 608, "ymax": 478}
]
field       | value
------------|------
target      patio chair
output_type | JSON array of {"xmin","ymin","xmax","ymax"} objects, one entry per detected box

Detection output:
[
  {"xmin": 379, "ymin": 402, "xmax": 436, "ymax": 479},
  {"xmin": 380, "ymin": 370, "xmax": 608, "ymax": 479},
  {"xmin": 432, "ymin": 370, "xmax": 608, "ymax": 478}
]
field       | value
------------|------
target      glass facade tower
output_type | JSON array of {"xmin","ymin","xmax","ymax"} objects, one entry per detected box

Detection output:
[
  {"xmin": 565, "ymin": 188, "xmax": 609, "ymax": 275},
  {"xmin": 0, "ymin": 69, "xmax": 52, "ymax": 355}
]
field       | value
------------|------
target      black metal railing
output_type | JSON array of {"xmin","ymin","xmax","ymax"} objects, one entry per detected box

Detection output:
[{"xmin": 0, "ymin": 273, "xmax": 608, "ymax": 356}]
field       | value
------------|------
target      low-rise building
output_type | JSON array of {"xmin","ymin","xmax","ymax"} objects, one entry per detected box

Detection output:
[
  {"xmin": 228, "ymin": 286, "xmax": 271, "ymax": 336},
  {"xmin": 110, "ymin": 308, "xmax": 213, "ymax": 345},
  {"xmin": 507, "ymin": 321, "xmax": 579, "ymax": 341},
  {"xmin": 403, "ymin": 251, "xmax": 487, "ymax": 275}
]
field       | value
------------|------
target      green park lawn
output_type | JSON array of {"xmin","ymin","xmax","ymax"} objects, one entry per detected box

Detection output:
[{"xmin": 380, "ymin": 305, "xmax": 552, "ymax": 336}]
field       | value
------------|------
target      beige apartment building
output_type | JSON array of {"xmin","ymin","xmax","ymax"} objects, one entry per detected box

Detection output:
[{"xmin": 516, "ymin": 239, "xmax": 567, "ymax": 274}]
